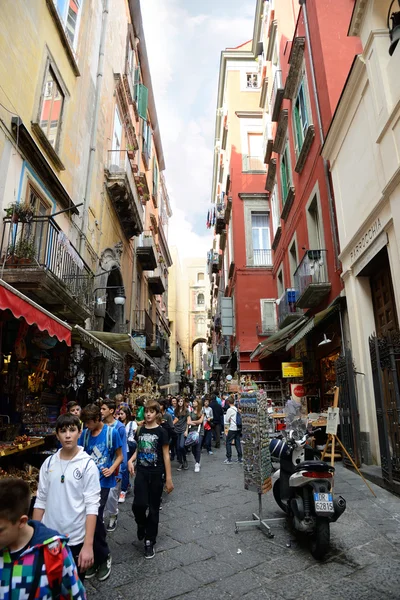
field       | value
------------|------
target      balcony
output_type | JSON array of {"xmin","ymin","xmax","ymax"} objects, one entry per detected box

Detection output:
[
  {"xmin": 208, "ymin": 250, "xmax": 220, "ymax": 275},
  {"xmin": 217, "ymin": 343, "xmax": 230, "ymax": 365},
  {"xmin": 253, "ymin": 249, "xmax": 272, "ymax": 267},
  {"xmin": 265, "ymin": 158, "xmax": 276, "ymax": 192},
  {"xmin": 242, "ymin": 155, "xmax": 266, "ymax": 173},
  {"xmin": 136, "ymin": 232, "xmax": 157, "ymax": 271},
  {"xmin": 147, "ymin": 327, "xmax": 168, "ymax": 357},
  {"xmin": 148, "ymin": 267, "xmax": 166, "ymax": 295},
  {"xmin": 131, "ymin": 309, "xmax": 154, "ymax": 346},
  {"xmin": 105, "ymin": 150, "xmax": 144, "ymax": 239},
  {"xmin": 270, "ymin": 70, "xmax": 284, "ymax": 122},
  {"xmin": 278, "ymin": 289, "xmax": 303, "ymax": 329},
  {"xmin": 215, "ymin": 203, "xmax": 226, "ymax": 235},
  {"xmin": 0, "ymin": 216, "xmax": 93, "ymax": 323},
  {"xmin": 294, "ymin": 250, "xmax": 331, "ymax": 309}
]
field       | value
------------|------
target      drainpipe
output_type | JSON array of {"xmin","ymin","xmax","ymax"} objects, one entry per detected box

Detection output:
[
  {"xmin": 79, "ymin": 0, "xmax": 109, "ymax": 255},
  {"xmin": 300, "ymin": 0, "xmax": 341, "ymax": 270}
]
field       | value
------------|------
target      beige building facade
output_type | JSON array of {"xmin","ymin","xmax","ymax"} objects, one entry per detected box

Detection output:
[{"xmin": 323, "ymin": 0, "xmax": 400, "ymax": 471}]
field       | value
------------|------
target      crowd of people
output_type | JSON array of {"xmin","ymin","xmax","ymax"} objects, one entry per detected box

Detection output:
[{"xmin": 0, "ymin": 392, "xmax": 243, "ymax": 599}]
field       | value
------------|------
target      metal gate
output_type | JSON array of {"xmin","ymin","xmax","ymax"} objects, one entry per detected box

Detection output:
[
  {"xmin": 369, "ymin": 332, "xmax": 400, "ymax": 491},
  {"xmin": 335, "ymin": 349, "xmax": 361, "ymax": 467}
]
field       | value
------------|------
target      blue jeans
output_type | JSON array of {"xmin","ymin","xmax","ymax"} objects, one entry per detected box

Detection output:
[
  {"xmin": 203, "ymin": 429, "xmax": 212, "ymax": 452},
  {"xmin": 176, "ymin": 432, "xmax": 186, "ymax": 464},
  {"xmin": 226, "ymin": 430, "xmax": 242, "ymax": 461},
  {"xmin": 121, "ymin": 447, "xmax": 136, "ymax": 492},
  {"xmin": 191, "ymin": 435, "xmax": 203, "ymax": 463}
]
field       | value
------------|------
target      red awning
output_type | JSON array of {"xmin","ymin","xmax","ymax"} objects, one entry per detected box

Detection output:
[{"xmin": 0, "ymin": 280, "xmax": 72, "ymax": 346}]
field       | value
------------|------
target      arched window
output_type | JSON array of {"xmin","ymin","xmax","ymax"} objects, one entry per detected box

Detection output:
[
  {"xmin": 197, "ymin": 272, "xmax": 204, "ymax": 282},
  {"xmin": 197, "ymin": 293, "xmax": 205, "ymax": 305}
]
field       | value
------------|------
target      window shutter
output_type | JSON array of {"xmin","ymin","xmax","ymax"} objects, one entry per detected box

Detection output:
[
  {"xmin": 153, "ymin": 158, "xmax": 158, "ymax": 194},
  {"xmin": 261, "ymin": 300, "xmax": 276, "ymax": 333},
  {"xmin": 280, "ymin": 158, "xmax": 288, "ymax": 203},
  {"xmin": 137, "ymin": 84, "xmax": 148, "ymax": 120},
  {"xmin": 293, "ymin": 104, "xmax": 302, "ymax": 156}
]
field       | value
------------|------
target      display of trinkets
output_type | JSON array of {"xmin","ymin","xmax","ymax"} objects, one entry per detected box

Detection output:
[{"xmin": 241, "ymin": 390, "xmax": 272, "ymax": 495}]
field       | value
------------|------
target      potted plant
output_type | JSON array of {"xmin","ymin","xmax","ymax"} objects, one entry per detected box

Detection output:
[
  {"xmin": 4, "ymin": 203, "xmax": 34, "ymax": 223},
  {"xmin": 7, "ymin": 236, "xmax": 36, "ymax": 266}
]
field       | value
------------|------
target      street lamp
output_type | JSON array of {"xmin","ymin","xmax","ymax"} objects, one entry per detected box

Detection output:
[
  {"xmin": 93, "ymin": 286, "xmax": 126, "ymax": 306},
  {"xmin": 388, "ymin": 0, "xmax": 400, "ymax": 56}
]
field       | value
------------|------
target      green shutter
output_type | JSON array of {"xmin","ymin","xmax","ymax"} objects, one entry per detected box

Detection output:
[
  {"xmin": 280, "ymin": 158, "xmax": 288, "ymax": 203},
  {"xmin": 153, "ymin": 157, "xmax": 158, "ymax": 194},
  {"xmin": 293, "ymin": 104, "xmax": 302, "ymax": 155},
  {"xmin": 137, "ymin": 84, "xmax": 148, "ymax": 120}
]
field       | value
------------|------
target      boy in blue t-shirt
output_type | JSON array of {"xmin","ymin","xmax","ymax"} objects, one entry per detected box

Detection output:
[
  {"xmin": 100, "ymin": 398, "xmax": 127, "ymax": 533},
  {"xmin": 79, "ymin": 403, "xmax": 122, "ymax": 582}
]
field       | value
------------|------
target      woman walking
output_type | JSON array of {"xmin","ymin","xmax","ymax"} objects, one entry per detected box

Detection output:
[
  {"xmin": 173, "ymin": 397, "xmax": 189, "ymax": 471},
  {"xmin": 203, "ymin": 397, "xmax": 213, "ymax": 455},
  {"xmin": 118, "ymin": 405, "xmax": 137, "ymax": 503},
  {"xmin": 187, "ymin": 398, "xmax": 204, "ymax": 473}
]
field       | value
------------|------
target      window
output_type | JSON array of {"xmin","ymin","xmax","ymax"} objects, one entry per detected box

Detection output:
[
  {"xmin": 260, "ymin": 300, "xmax": 276, "ymax": 333},
  {"xmin": 289, "ymin": 240, "xmax": 298, "ymax": 286},
  {"xmin": 246, "ymin": 73, "xmax": 260, "ymax": 89},
  {"xmin": 112, "ymin": 106, "xmax": 122, "ymax": 152},
  {"xmin": 277, "ymin": 267, "xmax": 284, "ymax": 298},
  {"xmin": 270, "ymin": 186, "xmax": 280, "ymax": 236},
  {"xmin": 197, "ymin": 293, "xmax": 205, "ymax": 306},
  {"xmin": 26, "ymin": 184, "xmax": 51, "ymax": 261},
  {"xmin": 280, "ymin": 141, "xmax": 292, "ymax": 203},
  {"xmin": 53, "ymin": 0, "xmax": 82, "ymax": 47},
  {"xmin": 142, "ymin": 120, "xmax": 152, "ymax": 164},
  {"xmin": 197, "ymin": 272, "xmax": 204, "ymax": 282},
  {"xmin": 152, "ymin": 157, "xmax": 159, "ymax": 197},
  {"xmin": 307, "ymin": 195, "xmax": 323, "ymax": 250},
  {"xmin": 293, "ymin": 80, "xmax": 309, "ymax": 156},
  {"xmin": 252, "ymin": 213, "xmax": 271, "ymax": 266},
  {"xmin": 39, "ymin": 68, "xmax": 64, "ymax": 149}
]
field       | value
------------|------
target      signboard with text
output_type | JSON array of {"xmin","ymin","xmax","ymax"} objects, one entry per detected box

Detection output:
[
  {"xmin": 282, "ymin": 362, "xmax": 304, "ymax": 378},
  {"xmin": 132, "ymin": 335, "xmax": 146, "ymax": 349}
]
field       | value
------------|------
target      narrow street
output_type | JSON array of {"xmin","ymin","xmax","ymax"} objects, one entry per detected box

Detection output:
[{"xmin": 87, "ymin": 449, "xmax": 400, "ymax": 600}]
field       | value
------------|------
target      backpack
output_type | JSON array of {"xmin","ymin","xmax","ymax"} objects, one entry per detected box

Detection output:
[
  {"xmin": 235, "ymin": 408, "xmax": 242, "ymax": 431},
  {"xmin": 83, "ymin": 424, "xmax": 113, "ymax": 451},
  {"xmin": 127, "ymin": 421, "xmax": 137, "ymax": 451}
]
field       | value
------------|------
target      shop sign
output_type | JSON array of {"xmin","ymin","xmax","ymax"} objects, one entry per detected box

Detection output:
[
  {"xmin": 291, "ymin": 383, "xmax": 305, "ymax": 400},
  {"xmin": 350, "ymin": 218, "xmax": 382, "ymax": 264},
  {"xmin": 282, "ymin": 362, "xmax": 303, "ymax": 378},
  {"xmin": 132, "ymin": 335, "xmax": 146, "ymax": 349}
]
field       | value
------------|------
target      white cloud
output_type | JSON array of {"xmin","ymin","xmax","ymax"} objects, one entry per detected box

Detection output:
[{"xmin": 141, "ymin": 0, "xmax": 255, "ymax": 260}]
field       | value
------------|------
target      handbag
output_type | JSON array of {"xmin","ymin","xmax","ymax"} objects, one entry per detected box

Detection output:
[{"xmin": 185, "ymin": 425, "xmax": 201, "ymax": 447}]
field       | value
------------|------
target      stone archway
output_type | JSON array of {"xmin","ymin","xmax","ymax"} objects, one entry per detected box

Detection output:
[{"xmin": 191, "ymin": 337, "xmax": 207, "ymax": 380}]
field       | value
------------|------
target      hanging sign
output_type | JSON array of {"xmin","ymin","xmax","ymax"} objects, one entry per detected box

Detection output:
[
  {"xmin": 282, "ymin": 362, "xmax": 303, "ymax": 378},
  {"xmin": 290, "ymin": 383, "xmax": 305, "ymax": 400},
  {"xmin": 132, "ymin": 335, "xmax": 146, "ymax": 349}
]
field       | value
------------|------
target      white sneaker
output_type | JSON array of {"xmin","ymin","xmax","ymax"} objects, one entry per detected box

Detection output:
[{"xmin": 194, "ymin": 463, "xmax": 200, "ymax": 473}]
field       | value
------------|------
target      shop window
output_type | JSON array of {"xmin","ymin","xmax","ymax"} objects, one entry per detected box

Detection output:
[
  {"xmin": 293, "ymin": 79, "xmax": 310, "ymax": 157},
  {"xmin": 260, "ymin": 299, "xmax": 276, "ymax": 334},
  {"xmin": 252, "ymin": 212, "xmax": 271, "ymax": 266},
  {"xmin": 197, "ymin": 293, "xmax": 205, "ymax": 306},
  {"xmin": 53, "ymin": 0, "xmax": 83, "ymax": 47},
  {"xmin": 280, "ymin": 141, "xmax": 292, "ymax": 205},
  {"xmin": 39, "ymin": 67, "xmax": 64, "ymax": 149}
]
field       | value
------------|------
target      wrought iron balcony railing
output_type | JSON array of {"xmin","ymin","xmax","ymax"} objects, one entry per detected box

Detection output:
[
  {"xmin": 242, "ymin": 155, "xmax": 266, "ymax": 173},
  {"xmin": 277, "ymin": 288, "xmax": 303, "ymax": 328},
  {"xmin": 294, "ymin": 249, "xmax": 331, "ymax": 308},
  {"xmin": 1, "ymin": 216, "xmax": 93, "ymax": 309}
]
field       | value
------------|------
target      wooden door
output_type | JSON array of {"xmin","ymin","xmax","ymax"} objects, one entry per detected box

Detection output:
[{"xmin": 370, "ymin": 251, "xmax": 398, "ymax": 336}]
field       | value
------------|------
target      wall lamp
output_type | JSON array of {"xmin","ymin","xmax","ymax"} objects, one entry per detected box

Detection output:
[
  {"xmin": 93, "ymin": 286, "xmax": 126, "ymax": 306},
  {"xmin": 388, "ymin": 0, "xmax": 400, "ymax": 55}
]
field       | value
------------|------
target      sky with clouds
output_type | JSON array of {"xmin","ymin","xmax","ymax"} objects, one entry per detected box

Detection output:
[{"xmin": 141, "ymin": 0, "xmax": 256, "ymax": 259}]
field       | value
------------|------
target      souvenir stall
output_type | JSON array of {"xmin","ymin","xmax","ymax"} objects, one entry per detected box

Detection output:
[{"xmin": 0, "ymin": 279, "xmax": 72, "ymax": 490}]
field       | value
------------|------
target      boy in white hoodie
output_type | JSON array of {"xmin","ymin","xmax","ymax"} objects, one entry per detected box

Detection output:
[{"xmin": 33, "ymin": 414, "xmax": 100, "ymax": 584}]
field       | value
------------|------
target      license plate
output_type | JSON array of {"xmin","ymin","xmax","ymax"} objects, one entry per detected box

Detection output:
[{"xmin": 314, "ymin": 492, "xmax": 334, "ymax": 513}]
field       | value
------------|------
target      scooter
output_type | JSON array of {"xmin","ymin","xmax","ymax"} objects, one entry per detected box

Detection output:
[{"xmin": 270, "ymin": 428, "xmax": 346, "ymax": 560}]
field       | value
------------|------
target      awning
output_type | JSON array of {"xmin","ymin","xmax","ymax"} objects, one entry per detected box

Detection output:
[
  {"xmin": 250, "ymin": 317, "xmax": 308, "ymax": 361},
  {"xmin": 0, "ymin": 279, "xmax": 72, "ymax": 345},
  {"xmin": 74, "ymin": 326, "xmax": 123, "ymax": 364},
  {"xmin": 87, "ymin": 331, "xmax": 163, "ymax": 374},
  {"xmin": 285, "ymin": 302, "xmax": 341, "ymax": 351}
]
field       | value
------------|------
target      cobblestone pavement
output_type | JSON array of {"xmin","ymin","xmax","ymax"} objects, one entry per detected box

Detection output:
[{"xmin": 87, "ymin": 446, "xmax": 400, "ymax": 600}]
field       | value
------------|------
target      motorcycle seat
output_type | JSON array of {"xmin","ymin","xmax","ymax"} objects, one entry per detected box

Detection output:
[{"xmin": 294, "ymin": 460, "xmax": 334, "ymax": 473}]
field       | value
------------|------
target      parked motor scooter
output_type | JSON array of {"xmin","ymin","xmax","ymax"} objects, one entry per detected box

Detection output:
[{"xmin": 270, "ymin": 428, "xmax": 346, "ymax": 560}]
